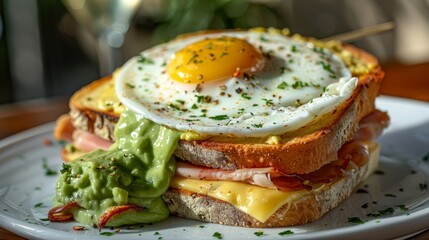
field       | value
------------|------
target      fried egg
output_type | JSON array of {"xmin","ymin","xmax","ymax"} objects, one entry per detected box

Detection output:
[{"xmin": 115, "ymin": 30, "xmax": 357, "ymax": 137}]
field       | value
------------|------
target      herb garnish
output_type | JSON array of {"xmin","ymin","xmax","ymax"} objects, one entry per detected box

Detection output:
[
  {"xmin": 34, "ymin": 202, "xmax": 44, "ymax": 208},
  {"xmin": 42, "ymin": 158, "xmax": 57, "ymax": 176},
  {"xmin": 191, "ymin": 104, "xmax": 198, "ymax": 109},
  {"xmin": 367, "ymin": 207, "xmax": 394, "ymax": 217},
  {"xmin": 137, "ymin": 54, "xmax": 154, "ymax": 64},
  {"xmin": 209, "ymin": 115, "xmax": 229, "ymax": 121},
  {"xmin": 252, "ymin": 124, "xmax": 263, "ymax": 128},
  {"xmin": 100, "ymin": 232, "xmax": 115, "ymax": 236},
  {"xmin": 318, "ymin": 61, "xmax": 336, "ymax": 78},
  {"xmin": 278, "ymin": 230, "xmax": 294, "ymax": 236},
  {"xmin": 60, "ymin": 163, "xmax": 71, "ymax": 174},
  {"xmin": 348, "ymin": 217, "xmax": 365, "ymax": 224},
  {"xmin": 175, "ymin": 99, "xmax": 185, "ymax": 105},
  {"xmin": 277, "ymin": 81, "xmax": 288, "ymax": 89},
  {"xmin": 213, "ymin": 231, "xmax": 223, "ymax": 239},
  {"xmin": 254, "ymin": 230, "xmax": 264, "ymax": 236},
  {"xmin": 126, "ymin": 83, "xmax": 135, "ymax": 89},
  {"xmin": 262, "ymin": 98, "xmax": 274, "ymax": 106},
  {"xmin": 241, "ymin": 93, "xmax": 251, "ymax": 100},
  {"xmin": 292, "ymin": 81, "xmax": 309, "ymax": 89}
]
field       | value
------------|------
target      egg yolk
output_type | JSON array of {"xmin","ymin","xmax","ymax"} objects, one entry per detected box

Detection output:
[{"xmin": 167, "ymin": 37, "xmax": 264, "ymax": 83}]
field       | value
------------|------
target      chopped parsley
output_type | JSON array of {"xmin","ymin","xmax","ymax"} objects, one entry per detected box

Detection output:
[
  {"xmin": 279, "ymin": 66, "xmax": 289, "ymax": 74},
  {"xmin": 291, "ymin": 45, "xmax": 297, "ymax": 52},
  {"xmin": 348, "ymin": 217, "xmax": 365, "ymax": 224},
  {"xmin": 199, "ymin": 225, "xmax": 205, "ymax": 228},
  {"xmin": 398, "ymin": 204, "xmax": 408, "ymax": 212},
  {"xmin": 277, "ymin": 81, "xmax": 288, "ymax": 89},
  {"xmin": 278, "ymin": 230, "xmax": 294, "ymax": 236},
  {"xmin": 252, "ymin": 124, "xmax": 263, "ymax": 128},
  {"xmin": 137, "ymin": 54, "xmax": 154, "ymax": 64},
  {"xmin": 34, "ymin": 202, "xmax": 44, "ymax": 208},
  {"xmin": 254, "ymin": 230, "xmax": 264, "ymax": 236},
  {"xmin": 191, "ymin": 104, "xmax": 198, "ymax": 109},
  {"xmin": 213, "ymin": 232, "xmax": 223, "ymax": 239},
  {"xmin": 318, "ymin": 61, "xmax": 336, "ymax": 78},
  {"xmin": 125, "ymin": 82, "xmax": 135, "ymax": 89},
  {"xmin": 241, "ymin": 93, "xmax": 251, "ymax": 100},
  {"xmin": 291, "ymin": 81, "xmax": 309, "ymax": 89},
  {"xmin": 237, "ymin": 108, "xmax": 245, "ymax": 114},
  {"xmin": 262, "ymin": 98, "xmax": 274, "ymax": 106},
  {"xmin": 209, "ymin": 115, "xmax": 229, "ymax": 121},
  {"xmin": 259, "ymin": 36, "xmax": 268, "ymax": 42},
  {"xmin": 100, "ymin": 232, "xmax": 115, "ymax": 236},
  {"xmin": 220, "ymin": 52, "xmax": 228, "ymax": 58},
  {"xmin": 39, "ymin": 218, "xmax": 49, "ymax": 221},
  {"xmin": 187, "ymin": 54, "xmax": 199, "ymax": 65},
  {"xmin": 60, "ymin": 163, "xmax": 71, "ymax": 174},
  {"xmin": 367, "ymin": 207, "xmax": 394, "ymax": 217},
  {"xmin": 167, "ymin": 103, "xmax": 181, "ymax": 111},
  {"xmin": 42, "ymin": 158, "xmax": 57, "ymax": 176},
  {"xmin": 175, "ymin": 99, "xmax": 185, "ymax": 105},
  {"xmin": 154, "ymin": 232, "xmax": 160, "ymax": 235}
]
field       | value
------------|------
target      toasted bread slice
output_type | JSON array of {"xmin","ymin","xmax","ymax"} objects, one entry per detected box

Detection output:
[
  {"xmin": 163, "ymin": 142, "xmax": 380, "ymax": 227},
  {"xmin": 65, "ymin": 43, "xmax": 383, "ymax": 174}
]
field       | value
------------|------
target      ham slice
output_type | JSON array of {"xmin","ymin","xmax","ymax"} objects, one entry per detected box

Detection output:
[{"xmin": 72, "ymin": 129, "xmax": 112, "ymax": 152}]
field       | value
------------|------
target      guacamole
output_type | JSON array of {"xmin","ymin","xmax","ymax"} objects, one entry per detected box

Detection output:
[{"xmin": 54, "ymin": 110, "xmax": 180, "ymax": 227}]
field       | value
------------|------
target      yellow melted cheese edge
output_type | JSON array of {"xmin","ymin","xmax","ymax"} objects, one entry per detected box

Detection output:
[
  {"xmin": 170, "ymin": 142, "xmax": 379, "ymax": 223},
  {"xmin": 170, "ymin": 177, "xmax": 314, "ymax": 223}
]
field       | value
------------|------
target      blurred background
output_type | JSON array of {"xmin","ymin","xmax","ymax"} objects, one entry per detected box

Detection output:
[
  {"xmin": 0, "ymin": 0, "xmax": 428, "ymax": 138},
  {"xmin": 1, "ymin": 0, "xmax": 428, "ymax": 103}
]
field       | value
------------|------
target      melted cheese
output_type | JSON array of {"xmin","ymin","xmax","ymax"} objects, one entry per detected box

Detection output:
[{"xmin": 170, "ymin": 177, "xmax": 311, "ymax": 222}]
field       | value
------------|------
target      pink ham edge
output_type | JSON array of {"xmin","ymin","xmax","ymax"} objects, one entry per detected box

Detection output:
[{"xmin": 72, "ymin": 129, "xmax": 113, "ymax": 152}]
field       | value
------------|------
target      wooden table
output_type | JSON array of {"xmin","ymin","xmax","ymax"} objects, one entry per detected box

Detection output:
[{"xmin": 0, "ymin": 62, "xmax": 428, "ymax": 239}]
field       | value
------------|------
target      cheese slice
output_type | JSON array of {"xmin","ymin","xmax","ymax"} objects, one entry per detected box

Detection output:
[{"xmin": 170, "ymin": 177, "xmax": 315, "ymax": 222}]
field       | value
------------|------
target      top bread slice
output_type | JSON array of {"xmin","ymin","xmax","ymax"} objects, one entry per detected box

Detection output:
[{"xmin": 67, "ymin": 41, "xmax": 384, "ymax": 175}]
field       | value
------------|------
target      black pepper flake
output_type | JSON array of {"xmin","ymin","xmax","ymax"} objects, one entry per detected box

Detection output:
[
  {"xmin": 195, "ymin": 84, "xmax": 202, "ymax": 93},
  {"xmin": 361, "ymin": 203, "xmax": 369, "ymax": 209},
  {"xmin": 419, "ymin": 183, "xmax": 428, "ymax": 191},
  {"xmin": 235, "ymin": 88, "xmax": 243, "ymax": 94},
  {"xmin": 385, "ymin": 193, "xmax": 396, "ymax": 197},
  {"xmin": 374, "ymin": 170, "xmax": 385, "ymax": 175},
  {"xmin": 203, "ymin": 96, "xmax": 212, "ymax": 103}
]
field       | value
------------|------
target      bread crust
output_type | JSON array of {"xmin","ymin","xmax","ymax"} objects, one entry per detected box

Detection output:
[{"xmin": 67, "ymin": 44, "xmax": 383, "ymax": 174}]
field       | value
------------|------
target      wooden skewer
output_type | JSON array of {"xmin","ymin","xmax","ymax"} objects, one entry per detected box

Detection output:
[{"xmin": 322, "ymin": 22, "xmax": 395, "ymax": 42}]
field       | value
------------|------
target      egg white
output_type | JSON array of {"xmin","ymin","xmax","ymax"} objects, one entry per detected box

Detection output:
[{"xmin": 115, "ymin": 31, "xmax": 357, "ymax": 137}]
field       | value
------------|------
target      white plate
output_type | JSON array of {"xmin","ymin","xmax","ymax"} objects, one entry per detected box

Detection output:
[{"xmin": 1, "ymin": 96, "xmax": 429, "ymax": 240}]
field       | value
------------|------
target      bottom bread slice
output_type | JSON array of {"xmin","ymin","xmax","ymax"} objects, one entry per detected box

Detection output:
[{"xmin": 163, "ymin": 143, "xmax": 380, "ymax": 227}]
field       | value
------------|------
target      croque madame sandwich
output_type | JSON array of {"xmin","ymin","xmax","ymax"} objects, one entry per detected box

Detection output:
[{"xmin": 50, "ymin": 28, "xmax": 389, "ymax": 228}]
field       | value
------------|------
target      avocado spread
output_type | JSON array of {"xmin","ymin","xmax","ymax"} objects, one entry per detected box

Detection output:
[{"xmin": 54, "ymin": 110, "xmax": 180, "ymax": 227}]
